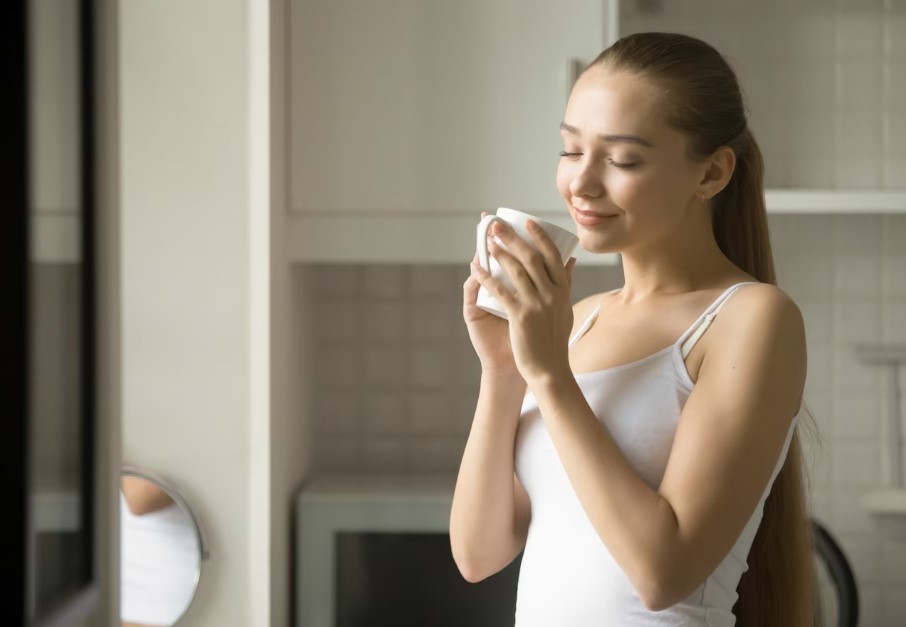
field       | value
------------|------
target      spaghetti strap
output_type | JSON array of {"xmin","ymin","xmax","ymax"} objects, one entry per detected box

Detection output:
[{"xmin": 677, "ymin": 281, "xmax": 761, "ymax": 359}]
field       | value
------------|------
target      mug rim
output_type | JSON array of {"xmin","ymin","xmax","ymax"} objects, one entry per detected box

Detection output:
[{"xmin": 496, "ymin": 207, "xmax": 575, "ymax": 238}]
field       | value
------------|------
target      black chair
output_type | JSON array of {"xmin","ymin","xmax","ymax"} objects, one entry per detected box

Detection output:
[{"xmin": 812, "ymin": 518, "xmax": 859, "ymax": 627}]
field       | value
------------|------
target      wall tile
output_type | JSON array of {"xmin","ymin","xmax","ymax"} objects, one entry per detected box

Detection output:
[
  {"xmin": 880, "ymin": 538, "xmax": 906, "ymax": 584},
  {"xmin": 834, "ymin": 253, "xmax": 882, "ymax": 298},
  {"xmin": 836, "ymin": 349, "xmax": 883, "ymax": 392},
  {"xmin": 364, "ymin": 264, "xmax": 406, "ymax": 298},
  {"xmin": 316, "ymin": 301, "xmax": 360, "ymax": 343},
  {"xmin": 786, "ymin": 62, "xmax": 837, "ymax": 116},
  {"xmin": 885, "ymin": 113, "xmax": 906, "ymax": 158},
  {"xmin": 882, "ymin": 255, "xmax": 906, "ymax": 297},
  {"xmin": 882, "ymin": 159, "xmax": 906, "ymax": 189},
  {"xmin": 313, "ymin": 265, "xmax": 361, "ymax": 296},
  {"xmin": 409, "ymin": 302, "xmax": 454, "ymax": 342},
  {"xmin": 801, "ymin": 301, "xmax": 834, "ymax": 344},
  {"xmin": 783, "ymin": 254, "xmax": 835, "ymax": 300},
  {"xmin": 361, "ymin": 439, "xmax": 407, "ymax": 473},
  {"xmin": 409, "ymin": 346, "xmax": 452, "ymax": 388},
  {"xmin": 882, "ymin": 301, "xmax": 906, "ymax": 342},
  {"xmin": 788, "ymin": 111, "xmax": 836, "ymax": 159},
  {"xmin": 316, "ymin": 438, "xmax": 360, "ymax": 472},
  {"xmin": 832, "ymin": 440, "xmax": 881, "ymax": 487},
  {"xmin": 407, "ymin": 437, "xmax": 464, "ymax": 473},
  {"xmin": 364, "ymin": 301, "xmax": 406, "ymax": 342},
  {"xmin": 833, "ymin": 392, "xmax": 882, "ymax": 439},
  {"xmin": 835, "ymin": 12, "xmax": 884, "ymax": 59},
  {"xmin": 409, "ymin": 391, "xmax": 455, "ymax": 435},
  {"xmin": 453, "ymin": 347, "xmax": 482, "ymax": 388},
  {"xmin": 790, "ymin": 13, "xmax": 836, "ymax": 59},
  {"xmin": 363, "ymin": 346, "xmax": 406, "ymax": 388},
  {"xmin": 835, "ymin": 216, "xmax": 884, "ymax": 253},
  {"xmin": 317, "ymin": 346, "xmax": 361, "ymax": 389},
  {"xmin": 362, "ymin": 391, "xmax": 406, "ymax": 435},
  {"xmin": 835, "ymin": 300, "xmax": 882, "ymax": 344},
  {"xmin": 835, "ymin": 110, "xmax": 883, "ymax": 160},
  {"xmin": 409, "ymin": 265, "xmax": 455, "ymax": 298},
  {"xmin": 830, "ymin": 488, "xmax": 877, "ymax": 533},
  {"xmin": 884, "ymin": 215, "xmax": 906, "ymax": 251},
  {"xmin": 314, "ymin": 393, "xmax": 360, "ymax": 436},
  {"xmin": 807, "ymin": 345, "xmax": 835, "ymax": 391}
]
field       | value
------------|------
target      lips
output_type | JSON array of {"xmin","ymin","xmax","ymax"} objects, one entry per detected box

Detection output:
[{"xmin": 573, "ymin": 207, "xmax": 619, "ymax": 226}]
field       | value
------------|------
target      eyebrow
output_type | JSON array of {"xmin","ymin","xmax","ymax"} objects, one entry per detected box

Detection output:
[{"xmin": 559, "ymin": 122, "xmax": 654, "ymax": 148}]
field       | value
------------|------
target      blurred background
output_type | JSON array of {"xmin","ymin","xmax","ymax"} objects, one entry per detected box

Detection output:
[{"xmin": 12, "ymin": 0, "xmax": 906, "ymax": 626}]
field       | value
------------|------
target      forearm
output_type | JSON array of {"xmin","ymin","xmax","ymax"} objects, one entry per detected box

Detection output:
[
  {"xmin": 531, "ymin": 373, "xmax": 681, "ymax": 607},
  {"xmin": 450, "ymin": 371, "xmax": 528, "ymax": 579}
]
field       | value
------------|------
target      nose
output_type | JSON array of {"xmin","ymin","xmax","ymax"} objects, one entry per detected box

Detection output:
[{"xmin": 568, "ymin": 157, "xmax": 604, "ymax": 200}]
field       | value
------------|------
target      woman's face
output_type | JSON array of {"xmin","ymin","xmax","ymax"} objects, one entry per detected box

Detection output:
[{"xmin": 556, "ymin": 66, "xmax": 706, "ymax": 254}]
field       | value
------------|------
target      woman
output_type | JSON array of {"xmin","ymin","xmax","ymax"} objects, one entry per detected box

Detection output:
[{"xmin": 450, "ymin": 32, "xmax": 816, "ymax": 626}]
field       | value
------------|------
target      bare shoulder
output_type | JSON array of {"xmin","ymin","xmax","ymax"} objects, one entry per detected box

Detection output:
[
  {"xmin": 702, "ymin": 282, "xmax": 806, "ymax": 414},
  {"xmin": 716, "ymin": 282, "xmax": 805, "ymax": 341}
]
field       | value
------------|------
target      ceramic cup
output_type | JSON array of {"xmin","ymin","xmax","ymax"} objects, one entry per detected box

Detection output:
[{"xmin": 475, "ymin": 207, "xmax": 579, "ymax": 320}]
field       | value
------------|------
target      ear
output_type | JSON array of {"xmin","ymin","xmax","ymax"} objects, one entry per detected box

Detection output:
[{"xmin": 698, "ymin": 146, "xmax": 736, "ymax": 201}]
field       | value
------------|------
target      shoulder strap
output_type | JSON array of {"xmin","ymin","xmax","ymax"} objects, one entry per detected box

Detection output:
[{"xmin": 677, "ymin": 282, "xmax": 760, "ymax": 359}]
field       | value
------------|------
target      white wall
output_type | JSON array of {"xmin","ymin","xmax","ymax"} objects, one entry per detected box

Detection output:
[{"xmin": 120, "ymin": 1, "xmax": 278, "ymax": 625}]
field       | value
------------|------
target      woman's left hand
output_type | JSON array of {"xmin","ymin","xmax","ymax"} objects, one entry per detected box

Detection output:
[{"xmin": 471, "ymin": 219, "xmax": 577, "ymax": 387}]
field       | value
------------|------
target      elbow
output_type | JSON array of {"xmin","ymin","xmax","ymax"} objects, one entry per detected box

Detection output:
[
  {"xmin": 456, "ymin": 561, "xmax": 488, "ymax": 584},
  {"xmin": 449, "ymin": 538, "xmax": 489, "ymax": 584},
  {"xmin": 450, "ymin": 549, "xmax": 489, "ymax": 584},
  {"xmin": 634, "ymin": 562, "xmax": 687, "ymax": 612}
]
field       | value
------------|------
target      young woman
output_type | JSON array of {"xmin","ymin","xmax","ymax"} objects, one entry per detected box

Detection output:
[{"xmin": 450, "ymin": 32, "xmax": 816, "ymax": 627}]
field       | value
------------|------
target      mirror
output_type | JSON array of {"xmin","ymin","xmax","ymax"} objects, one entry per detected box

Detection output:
[{"xmin": 119, "ymin": 466, "xmax": 208, "ymax": 627}]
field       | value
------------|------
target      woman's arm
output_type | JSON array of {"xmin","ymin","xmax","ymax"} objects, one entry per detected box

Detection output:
[
  {"xmin": 529, "ymin": 284, "xmax": 806, "ymax": 610},
  {"xmin": 449, "ymin": 370, "xmax": 532, "ymax": 583},
  {"xmin": 121, "ymin": 475, "xmax": 175, "ymax": 516}
]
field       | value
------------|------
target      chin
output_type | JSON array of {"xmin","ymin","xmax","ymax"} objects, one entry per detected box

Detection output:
[{"xmin": 577, "ymin": 232, "xmax": 620, "ymax": 255}]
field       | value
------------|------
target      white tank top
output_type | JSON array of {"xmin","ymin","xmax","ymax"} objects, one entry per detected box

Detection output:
[{"xmin": 513, "ymin": 282, "xmax": 799, "ymax": 627}]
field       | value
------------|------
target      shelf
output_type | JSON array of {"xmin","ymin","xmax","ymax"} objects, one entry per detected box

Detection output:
[
  {"xmin": 765, "ymin": 190, "xmax": 906, "ymax": 214},
  {"xmin": 286, "ymin": 190, "xmax": 906, "ymax": 264},
  {"xmin": 862, "ymin": 490, "xmax": 906, "ymax": 516}
]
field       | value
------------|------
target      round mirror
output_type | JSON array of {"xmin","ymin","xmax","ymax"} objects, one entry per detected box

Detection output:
[{"xmin": 120, "ymin": 466, "xmax": 209, "ymax": 627}]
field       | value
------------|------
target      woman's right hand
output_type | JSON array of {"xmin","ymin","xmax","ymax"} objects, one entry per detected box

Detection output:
[{"xmin": 462, "ymin": 212, "xmax": 521, "ymax": 377}]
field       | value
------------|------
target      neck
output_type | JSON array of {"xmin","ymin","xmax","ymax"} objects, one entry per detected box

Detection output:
[{"xmin": 615, "ymin": 213, "xmax": 740, "ymax": 304}]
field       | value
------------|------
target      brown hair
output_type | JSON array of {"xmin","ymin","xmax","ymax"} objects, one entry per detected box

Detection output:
[{"xmin": 587, "ymin": 33, "xmax": 818, "ymax": 626}]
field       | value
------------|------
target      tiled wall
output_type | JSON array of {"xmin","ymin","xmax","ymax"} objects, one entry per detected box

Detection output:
[
  {"xmin": 619, "ymin": 0, "xmax": 906, "ymax": 191},
  {"xmin": 303, "ymin": 213, "xmax": 906, "ymax": 622}
]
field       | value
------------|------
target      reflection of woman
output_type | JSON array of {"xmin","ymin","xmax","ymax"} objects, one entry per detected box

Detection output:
[
  {"xmin": 120, "ymin": 477, "xmax": 199, "ymax": 627},
  {"xmin": 451, "ymin": 33, "xmax": 815, "ymax": 626}
]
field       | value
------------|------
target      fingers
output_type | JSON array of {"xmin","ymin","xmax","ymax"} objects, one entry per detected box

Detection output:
[
  {"xmin": 470, "ymin": 259, "xmax": 517, "ymax": 314},
  {"xmin": 489, "ymin": 221, "xmax": 559, "ymax": 297},
  {"xmin": 525, "ymin": 221, "xmax": 568, "ymax": 288}
]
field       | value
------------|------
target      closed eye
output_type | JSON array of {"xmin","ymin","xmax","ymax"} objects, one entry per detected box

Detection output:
[{"xmin": 608, "ymin": 159, "xmax": 640, "ymax": 169}]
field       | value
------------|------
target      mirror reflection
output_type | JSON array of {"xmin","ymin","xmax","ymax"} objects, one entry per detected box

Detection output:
[{"xmin": 119, "ymin": 468, "xmax": 207, "ymax": 627}]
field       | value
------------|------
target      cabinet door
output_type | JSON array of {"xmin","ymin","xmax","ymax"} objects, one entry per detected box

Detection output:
[{"xmin": 291, "ymin": 0, "xmax": 613, "ymax": 214}]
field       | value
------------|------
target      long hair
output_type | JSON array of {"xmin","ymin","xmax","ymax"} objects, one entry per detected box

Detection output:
[{"xmin": 587, "ymin": 33, "xmax": 818, "ymax": 626}]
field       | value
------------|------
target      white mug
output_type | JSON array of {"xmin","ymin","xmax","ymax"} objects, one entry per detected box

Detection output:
[{"xmin": 475, "ymin": 207, "xmax": 579, "ymax": 320}]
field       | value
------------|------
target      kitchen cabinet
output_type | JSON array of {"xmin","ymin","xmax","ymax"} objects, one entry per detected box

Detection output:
[
  {"xmin": 288, "ymin": 0, "xmax": 905, "ymax": 264},
  {"xmin": 290, "ymin": 0, "xmax": 617, "ymax": 216}
]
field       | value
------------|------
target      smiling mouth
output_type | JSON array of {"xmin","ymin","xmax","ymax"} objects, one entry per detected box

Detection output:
[{"xmin": 573, "ymin": 208, "xmax": 619, "ymax": 226}]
